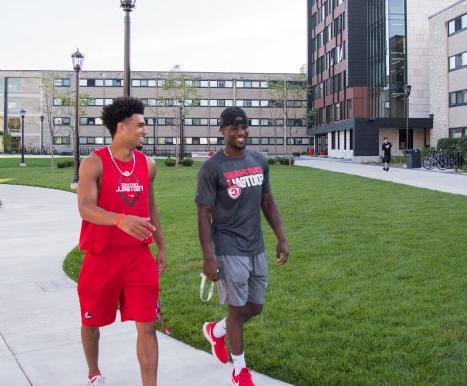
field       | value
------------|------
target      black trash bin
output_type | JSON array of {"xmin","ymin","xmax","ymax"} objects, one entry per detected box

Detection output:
[{"xmin": 406, "ymin": 149, "xmax": 421, "ymax": 168}]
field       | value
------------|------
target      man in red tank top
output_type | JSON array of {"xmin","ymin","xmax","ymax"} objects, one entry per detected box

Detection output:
[{"xmin": 77, "ymin": 97, "xmax": 167, "ymax": 386}]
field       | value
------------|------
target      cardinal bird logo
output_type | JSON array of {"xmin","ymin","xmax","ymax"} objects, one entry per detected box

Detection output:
[{"xmin": 227, "ymin": 185, "xmax": 242, "ymax": 200}]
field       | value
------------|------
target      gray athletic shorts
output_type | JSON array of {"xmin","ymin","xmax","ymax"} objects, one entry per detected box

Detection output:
[{"xmin": 216, "ymin": 252, "xmax": 268, "ymax": 307}]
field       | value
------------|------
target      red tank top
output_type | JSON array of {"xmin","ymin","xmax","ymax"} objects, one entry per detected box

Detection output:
[{"xmin": 79, "ymin": 147, "xmax": 153, "ymax": 253}]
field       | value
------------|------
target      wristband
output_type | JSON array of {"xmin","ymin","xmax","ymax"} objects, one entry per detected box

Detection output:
[{"xmin": 115, "ymin": 213, "xmax": 125, "ymax": 229}]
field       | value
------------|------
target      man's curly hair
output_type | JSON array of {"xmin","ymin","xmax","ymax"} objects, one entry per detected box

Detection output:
[{"xmin": 102, "ymin": 96, "xmax": 145, "ymax": 138}]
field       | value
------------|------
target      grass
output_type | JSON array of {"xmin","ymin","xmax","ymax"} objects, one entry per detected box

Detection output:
[{"xmin": 2, "ymin": 156, "xmax": 467, "ymax": 385}]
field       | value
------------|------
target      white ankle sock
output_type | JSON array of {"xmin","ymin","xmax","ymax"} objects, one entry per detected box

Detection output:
[
  {"xmin": 232, "ymin": 352, "xmax": 246, "ymax": 375},
  {"xmin": 213, "ymin": 317, "xmax": 227, "ymax": 338}
]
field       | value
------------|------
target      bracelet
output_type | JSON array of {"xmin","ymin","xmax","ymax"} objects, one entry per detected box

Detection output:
[{"xmin": 115, "ymin": 213, "xmax": 126, "ymax": 229}]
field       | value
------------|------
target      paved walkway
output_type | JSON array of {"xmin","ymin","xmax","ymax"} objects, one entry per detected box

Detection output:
[
  {"xmin": 295, "ymin": 158, "xmax": 467, "ymax": 196},
  {"xmin": 0, "ymin": 184, "xmax": 291, "ymax": 386}
]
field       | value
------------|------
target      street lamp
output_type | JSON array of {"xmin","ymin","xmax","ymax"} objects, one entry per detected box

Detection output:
[
  {"xmin": 403, "ymin": 84, "xmax": 412, "ymax": 151},
  {"xmin": 178, "ymin": 99, "xmax": 184, "ymax": 164},
  {"xmin": 71, "ymin": 49, "xmax": 84, "ymax": 188},
  {"xmin": 20, "ymin": 109, "xmax": 26, "ymax": 167},
  {"xmin": 40, "ymin": 114, "xmax": 44, "ymax": 151},
  {"xmin": 121, "ymin": 0, "xmax": 136, "ymax": 97}
]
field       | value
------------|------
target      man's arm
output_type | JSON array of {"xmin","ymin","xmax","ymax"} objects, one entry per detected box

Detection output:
[
  {"xmin": 147, "ymin": 158, "xmax": 167, "ymax": 273},
  {"xmin": 261, "ymin": 191, "xmax": 289, "ymax": 265},
  {"xmin": 77, "ymin": 154, "xmax": 154, "ymax": 241},
  {"xmin": 197, "ymin": 203, "xmax": 219, "ymax": 281}
]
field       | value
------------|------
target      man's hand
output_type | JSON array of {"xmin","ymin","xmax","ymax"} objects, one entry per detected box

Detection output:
[
  {"xmin": 119, "ymin": 215, "xmax": 156, "ymax": 240},
  {"xmin": 203, "ymin": 257, "xmax": 220, "ymax": 281},
  {"xmin": 275, "ymin": 240, "xmax": 289, "ymax": 266},
  {"xmin": 156, "ymin": 248, "xmax": 167, "ymax": 274}
]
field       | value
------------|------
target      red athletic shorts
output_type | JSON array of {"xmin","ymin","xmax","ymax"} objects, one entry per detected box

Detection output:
[{"xmin": 77, "ymin": 245, "xmax": 159, "ymax": 327}]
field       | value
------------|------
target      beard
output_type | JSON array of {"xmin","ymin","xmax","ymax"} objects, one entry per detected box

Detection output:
[{"xmin": 136, "ymin": 145, "xmax": 143, "ymax": 151}]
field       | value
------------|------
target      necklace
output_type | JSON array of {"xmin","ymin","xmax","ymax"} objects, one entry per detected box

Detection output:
[{"xmin": 107, "ymin": 146, "xmax": 136, "ymax": 177}]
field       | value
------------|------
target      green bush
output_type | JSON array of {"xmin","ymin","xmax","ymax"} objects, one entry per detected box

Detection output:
[
  {"xmin": 182, "ymin": 158, "xmax": 194, "ymax": 167},
  {"xmin": 267, "ymin": 158, "xmax": 277, "ymax": 165},
  {"xmin": 277, "ymin": 156, "xmax": 295, "ymax": 166},
  {"xmin": 164, "ymin": 158, "xmax": 176, "ymax": 167},
  {"xmin": 437, "ymin": 137, "xmax": 459, "ymax": 151},
  {"xmin": 56, "ymin": 159, "xmax": 74, "ymax": 168}
]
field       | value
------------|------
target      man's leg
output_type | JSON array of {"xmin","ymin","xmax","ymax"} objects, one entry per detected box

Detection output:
[
  {"xmin": 226, "ymin": 303, "xmax": 263, "ymax": 355},
  {"xmin": 135, "ymin": 322, "xmax": 158, "ymax": 386},
  {"xmin": 81, "ymin": 326, "xmax": 101, "ymax": 378}
]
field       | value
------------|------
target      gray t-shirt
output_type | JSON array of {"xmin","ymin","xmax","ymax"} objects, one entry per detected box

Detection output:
[{"xmin": 195, "ymin": 149, "xmax": 271, "ymax": 256}]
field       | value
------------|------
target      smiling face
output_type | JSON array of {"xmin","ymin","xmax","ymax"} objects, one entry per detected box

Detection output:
[
  {"xmin": 117, "ymin": 113, "xmax": 148, "ymax": 148},
  {"xmin": 221, "ymin": 120, "xmax": 249, "ymax": 151}
]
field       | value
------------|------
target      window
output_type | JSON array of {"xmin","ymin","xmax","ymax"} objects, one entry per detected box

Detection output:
[
  {"xmin": 53, "ymin": 136, "xmax": 70, "ymax": 145},
  {"xmin": 210, "ymin": 118, "xmax": 219, "ymax": 126},
  {"xmin": 449, "ymin": 127, "xmax": 466, "ymax": 138},
  {"xmin": 53, "ymin": 78, "xmax": 70, "ymax": 87},
  {"xmin": 449, "ymin": 51, "xmax": 467, "ymax": 71},
  {"xmin": 448, "ymin": 13, "xmax": 467, "ymax": 36},
  {"xmin": 331, "ymin": 131, "xmax": 336, "ymax": 149},
  {"xmin": 449, "ymin": 89, "xmax": 467, "ymax": 107},
  {"xmin": 95, "ymin": 137, "xmax": 104, "ymax": 145},
  {"xmin": 53, "ymin": 117, "xmax": 70, "ymax": 125}
]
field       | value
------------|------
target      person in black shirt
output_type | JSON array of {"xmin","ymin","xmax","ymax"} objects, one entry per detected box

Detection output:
[{"xmin": 382, "ymin": 137, "xmax": 392, "ymax": 171}]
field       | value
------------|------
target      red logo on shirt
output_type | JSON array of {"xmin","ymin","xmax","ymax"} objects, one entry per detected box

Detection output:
[{"xmin": 227, "ymin": 185, "xmax": 242, "ymax": 200}]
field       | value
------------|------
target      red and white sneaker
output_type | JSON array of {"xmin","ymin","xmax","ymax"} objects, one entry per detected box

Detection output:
[
  {"xmin": 232, "ymin": 368, "xmax": 255, "ymax": 386},
  {"xmin": 202, "ymin": 321, "xmax": 229, "ymax": 364},
  {"xmin": 87, "ymin": 374, "xmax": 105, "ymax": 386}
]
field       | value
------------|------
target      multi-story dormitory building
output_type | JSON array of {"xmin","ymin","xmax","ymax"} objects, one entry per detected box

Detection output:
[
  {"xmin": 0, "ymin": 70, "xmax": 310, "ymax": 155},
  {"xmin": 307, "ymin": 0, "xmax": 464, "ymax": 161}
]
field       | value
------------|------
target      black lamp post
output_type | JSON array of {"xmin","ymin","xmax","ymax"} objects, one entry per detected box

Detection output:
[
  {"xmin": 71, "ymin": 49, "xmax": 84, "ymax": 187},
  {"xmin": 20, "ymin": 109, "xmax": 26, "ymax": 166},
  {"xmin": 403, "ymin": 84, "xmax": 412, "ymax": 151},
  {"xmin": 121, "ymin": 0, "xmax": 136, "ymax": 97},
  {"xmin": 178, "ymin": 99, "xmax": 184, "ymax": 163},
  {"xmin": 40, "ymin": 114, "xmax": 44, "ymax": 151}
]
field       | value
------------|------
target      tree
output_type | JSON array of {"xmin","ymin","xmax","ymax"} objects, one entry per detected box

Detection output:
[
  {"xmin": 2, "ymin": 128, "xmax": 12, "ymax": 153},
  {"xmin": 160, "ymin": 66, "xmax": 199, "ymax": 167},
  {"xmin": 267, "ymin": 74, "xmax": 312, "ymax": 164},
  {"xmin": 41, "ymin": 73, "xmax": 88, "ymax": 169}
]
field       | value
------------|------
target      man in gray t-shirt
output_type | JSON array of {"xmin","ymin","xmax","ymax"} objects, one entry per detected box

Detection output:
[{"xmin": 196, "ymin": 107, "xmax": 289, "ymax": 386}]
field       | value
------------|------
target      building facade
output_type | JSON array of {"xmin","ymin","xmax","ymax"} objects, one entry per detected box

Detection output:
[
  {"xmin": 430, "ymin": 1, "xmax": 467, "ymax": 142},
  {"xmin": 0, "ymin": 70, "xmax": 310, "ymax": 156},
  {"xmin": 307, "ymin": 0, "xmax": 455, "ymax": 161}
]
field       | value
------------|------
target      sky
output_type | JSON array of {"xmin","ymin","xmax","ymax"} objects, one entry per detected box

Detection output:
[{"xmin": 1, "ymin": 0, "xmax": 306, "ymax": 74}]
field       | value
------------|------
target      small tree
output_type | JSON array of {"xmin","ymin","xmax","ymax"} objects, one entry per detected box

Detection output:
[
  {"xmin": 268, "ymin": 74, "xmax": 309, "ymax": 165},
  {"xmin": 2, "ymin": 129, "xmax": 12, "ymax": 153},
  {"xmin": 160, "ymin": 66, "xmax": 199, "ymax": 167},
  {"xmin": 41, "ymin": 73, "xmax": 88, "ymax": 169}
]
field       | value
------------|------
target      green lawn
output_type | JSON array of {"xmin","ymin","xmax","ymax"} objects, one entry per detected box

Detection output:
[{"xmin": 1, "ymin": 157, "xmax": 466, "ymax": 386}]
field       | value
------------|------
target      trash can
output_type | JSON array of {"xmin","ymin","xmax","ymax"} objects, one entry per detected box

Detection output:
[{"xmin": 406, "ymin": 149, "xmax": 421, "ymax": 168}]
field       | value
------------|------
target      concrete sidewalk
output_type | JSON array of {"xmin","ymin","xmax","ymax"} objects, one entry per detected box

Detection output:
[
  {"xmin": 0, "ymin": 185, "xmax": 291, "ymax": 386},
  {"xmin": 295, "ymin": 158, "xmax": 467, "ymax": 196}
]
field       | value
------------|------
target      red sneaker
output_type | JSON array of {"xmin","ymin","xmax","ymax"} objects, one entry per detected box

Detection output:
[
  {"xmin": 202, "ymin": 321, "xmax": 229, "ymax": 364},
  {"xmin": 232, "ymin": 368, "xmax": 255, "ymax": 386}
]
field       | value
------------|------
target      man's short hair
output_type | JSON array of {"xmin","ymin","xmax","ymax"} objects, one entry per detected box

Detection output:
[
  {"xmin": 219, "ymin": 107, "xmax": 248, "ymax": 127},
  {"xmin": 102, "ymin": 97, "xmax": 144, "ymax": 138},
  {"xmin": 383, "ymin": 137, "xmax": 389, "ymax": 140}
]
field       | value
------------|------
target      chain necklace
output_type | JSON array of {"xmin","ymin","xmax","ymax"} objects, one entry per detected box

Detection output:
[{"xmin": 107, "ymin": 146, "xmax": 136, "ymax": 177}]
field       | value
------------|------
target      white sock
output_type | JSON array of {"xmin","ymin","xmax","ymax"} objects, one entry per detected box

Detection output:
[
  {"xmin": 213, "ymin": 317, "xmax": 227, "ymax": 338},
  {"xmin": 232, "ymin": 352, "xmax": 246, "ymax": 375}
]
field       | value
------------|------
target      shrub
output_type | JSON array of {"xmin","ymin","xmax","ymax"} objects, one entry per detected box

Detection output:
[
  {"xmin": 277, "ymin": 156, "xmax": 295, "ymax": 166},
  {"xmin": 182, "ymin": 158, "xmax": 194, "ymax": 167},
  {"xmin": 164, "ymin": 158, "xmax": 176, "ymax": 167},
  {"xmin": 56, "ymin": 159, "xmax": 74, "ymax": 168},
  {"xmin": 437, "ymin": 137, "xmax": 459, "ymax": 151},
  {"xmin": 268, "ymin": 158, "xmax": 277, "ymax": 165}
]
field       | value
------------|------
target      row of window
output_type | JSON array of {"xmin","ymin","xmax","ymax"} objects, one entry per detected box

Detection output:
[
  {"xmin": 310, "ymin": 42, "xmax": 346, "ymax": 77},
  {"xmin": 310, "ymin": 12, "xmax": 346, "ymax": 54},
  {"xmin": 330, "ymin": 129, "xmax": 352, "ymax": 150},
  {"xmin": 449, "ymin": 89, "xmax": 467, "ymax": 107},
  {"xmin": 311, "ymin": 71, "xmax": 347, "ymax": 99},
  {"xmin": 54, "ymin": 116, "xmax": 305, "ymax": 127},
  {"xmin": 141, "ymin": 98, "xmax": 306, "ymax": 108},
  {"xmin": 448, "ymin": 13, "xmax": 467, "ymax": 36},
  {"xmin": 449, "ymin": 51, "xmax": 467, "ymax": 71},
  {"xmin": 315, "ymin": 100, "xmax": 352, "ymax": 125},
  {"xmin": 310, "ymin": 0, "xmax": 345, "ymax": 28},
  {"xmin": 53, "ymin": 78, "xmax": 300, "ymax": 89},
  {"xmin": 69, "ymin": 136, "xmax": 311, "ymax": 146}
]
